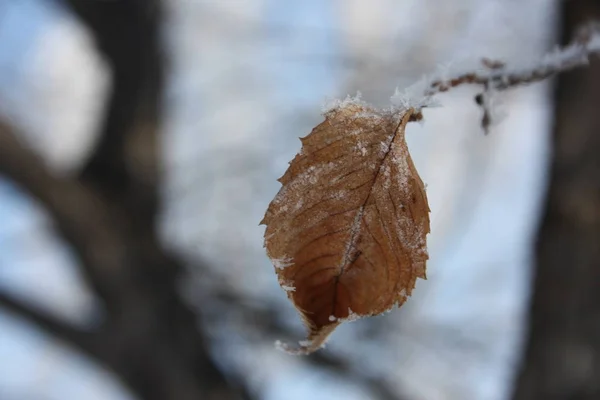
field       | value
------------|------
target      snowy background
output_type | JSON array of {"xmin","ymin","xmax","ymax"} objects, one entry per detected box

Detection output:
[{"xmin": 0, "ymin": 0, "xmax": 557, "ymax": 399}]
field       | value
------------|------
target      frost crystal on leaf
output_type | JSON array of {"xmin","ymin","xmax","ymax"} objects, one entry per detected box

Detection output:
[
  {"xmin": 321, "ymin": 91, "xmax": 367, "ymax": 115},
  {"xmin": 344, "ymin": 308, "xmax": 361, "ymax": 323},
  {"xmin": 356, "ymin": 140, "xmax": 368, "ymax": 156},
  {"xmin": 271, "ymin": 257, "xmax": 294, "ymax": 270}
]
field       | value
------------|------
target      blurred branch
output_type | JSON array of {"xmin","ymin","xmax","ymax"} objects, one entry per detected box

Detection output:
[
  {"xmin": 410, "ymin": 22, "xmax": 600, "ymax": 134},
  {"xmin": 0, "ymin": 93, "xmax": 249, "ymax": 400},
  {"xmin": 426, "ymin": 22, "xmax": 600, "ymax": 95},
  {"xmin": 207, "ymin": 287, "xmax": 405, "ymax": 400},
  {"xmin": 0, "ymin": 289, "xmax": 95, "ymax": 352},
  {"xmin": 0, "ymin": 120, "xmax": 130, "ymax": 305}
]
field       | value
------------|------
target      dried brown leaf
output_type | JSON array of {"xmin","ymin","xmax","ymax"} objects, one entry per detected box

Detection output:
[{"xmin": 261, "ymin": 99, "xmax": 430, "ymax": 354}]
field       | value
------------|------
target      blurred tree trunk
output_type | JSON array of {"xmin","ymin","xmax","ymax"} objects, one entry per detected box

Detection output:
[
  {"xmin": 0, "ymin": 1, "xmax": 250, "ymax": 399},
  {"xmin": 512, "ymin": 1, "xmax": 600, "ymax": 399}
]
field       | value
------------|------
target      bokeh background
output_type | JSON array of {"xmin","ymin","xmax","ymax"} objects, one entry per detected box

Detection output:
[{"xmin": 0, "ymin": 1, "xmax": 599, "ymax": 400}]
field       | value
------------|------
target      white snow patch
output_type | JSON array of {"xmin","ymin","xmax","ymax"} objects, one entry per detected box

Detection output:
[
  {"xmin": 391, "ymin": 76, "xmax": 441, "ymax": 111},
  {"xmin": 340, "ymin": 206, "xmax": 365, "ymax": 271},
  {"xmin": 353, "ymin": 109, "xmax": 385, "ymax": 122},
  {"xmin": 272, "ymin": 257, "xmax": 294, "ymax": 270},
  {"xmin": 286, "ymin": 161, "xmax": 338, "ymax": 190},
  {"xmin": 390, "ymin": 141, "xmax": 410, "ymax": 193},
  {"xmin": 328, "ymin": 315, "xmax": 337, "ymax": 322},
  {"xmin": 293, "ymin": 198, "xmax": 304, "ymax": 212},
  {"xmin": 344, "ymin": 308, "xmax": 361, "ymax": 322},
  {"xmin": 356, "ymin": 140, "xmax": 368, "ymax": 156},
  {"xmin": 379, "ymin": 140, "xmax": 390, "ymax": 156},
  {"xmin": 334, "ymin": 190, "xmax": 348, "ymax": 200},
  {"xmin": 264, "ymin": 232, "xmax": 275, "ymax": 241},
  {"xmin": 321, "ymin": 91, "xmax": 368, "ymax": 114},
  {"xmin": 382, "ymin": 165, "xmax": 392, "ymax": 190},
  {"xmin": 273, "ymin": 340, "xmax": 289, "ymax": 353},
  {"xmin": 348, "ymin": 127, "xmax": 365, "ymax": 136}
]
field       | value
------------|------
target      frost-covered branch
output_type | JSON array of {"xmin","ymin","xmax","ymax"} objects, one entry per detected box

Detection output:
[
  {"xmin": 392, "ymin": 21, "xmax": 600, "ymax": 133},
  {"xmin": 439, "ymin": 23, "xmax": 598, "ymax": 93}
]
